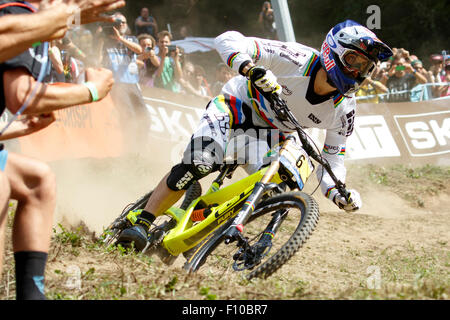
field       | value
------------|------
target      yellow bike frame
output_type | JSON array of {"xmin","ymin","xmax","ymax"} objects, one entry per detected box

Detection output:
[
  {"xmin": 160, "ymin": 137, "xmax": 314, "ymax": 256},
  {"xmin": 161, "ymin": 167, "xmax": 283, "ymax": 256}
]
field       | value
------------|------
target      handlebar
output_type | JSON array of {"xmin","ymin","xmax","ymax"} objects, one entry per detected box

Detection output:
[{"xmin": 270, "ymin": 93, "xmax": 349, "ymax": 200}]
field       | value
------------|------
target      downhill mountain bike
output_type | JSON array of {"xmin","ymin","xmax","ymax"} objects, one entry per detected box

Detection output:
[{"xmin": 101, "ymin": 93, "xmax": 351, "ymax": 280}]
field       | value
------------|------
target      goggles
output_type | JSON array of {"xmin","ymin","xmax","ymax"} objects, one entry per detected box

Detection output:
[{"xmin": 339, "ymin": 49, "xmax": 375, "ymax": 79}]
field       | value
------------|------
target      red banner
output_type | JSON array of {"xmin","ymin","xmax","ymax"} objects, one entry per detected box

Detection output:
[{"xmin": 17, "ymin": 94, "xmax": 124, "ymax": 161}]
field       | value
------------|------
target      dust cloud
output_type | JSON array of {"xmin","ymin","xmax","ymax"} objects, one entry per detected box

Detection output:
[{"xmin": 49, "ymin": 105, "xmax": 180, "ymax": 235}]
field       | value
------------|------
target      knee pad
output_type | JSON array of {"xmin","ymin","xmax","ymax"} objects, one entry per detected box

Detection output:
[
  {"xmin": 166, "ymin": 151, "xmax": 218, "ymax": 191},
  {"xmin": 166, "ymin": 163, "xmax": 195, "ymax": 191},
  {"xmin": 167, "ymin": 138, "xmax": 223, "ymax": 191}
]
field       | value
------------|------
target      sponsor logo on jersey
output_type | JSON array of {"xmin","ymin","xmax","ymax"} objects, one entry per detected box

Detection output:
[
  {"xmin": 308, "ymin": 113, "xmax": 322, "ymax": 124},
  {"xmin": 338, "ymin": 110, "xmax": 356, "ymax": 137},
  {"xmin": 346, "ymin": 110, "xmax": 356, "ymax": 136},
  {"xmin": 323, "ymin": 144, "xmax": 341, "ymax": 155},
  {"xmin": 280, "ymin": 45, "xmax": 302, "ymax": 57},
  {"xmin": 279, "ymin": 52, "xmax": 301, "ymax": 67},
  {"xmin": 282, "ymin": 85, "xmax": 293, "ymax": 96}
]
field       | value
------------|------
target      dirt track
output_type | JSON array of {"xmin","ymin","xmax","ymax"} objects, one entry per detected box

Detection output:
[
  {"xmin": 1, "ymin": 156, "xmax": 449, "ymax": 299},
  {"xmin": 54, "ymin": 160, "xmax": 450, "ymax": 299}
]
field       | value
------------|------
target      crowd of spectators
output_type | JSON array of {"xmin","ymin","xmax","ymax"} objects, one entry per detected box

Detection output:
[
  {"xmin": 45, "ymin": 6, "xmax": 224, "ymax": 103},
  {"xmin": 356, "ymin": 47, "xmax": 450, "ymax": 103},
  {"xmin": 47, "ymin": 4, "xmax": 448, "ymax": 105}
]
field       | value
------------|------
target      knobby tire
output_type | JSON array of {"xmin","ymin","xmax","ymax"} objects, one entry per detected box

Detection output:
[{"xmin": 183, "ymin": 191, "xmax": 320, "ymax": 280}]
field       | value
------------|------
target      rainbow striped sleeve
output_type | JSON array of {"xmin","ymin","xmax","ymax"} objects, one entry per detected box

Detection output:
[
  {"xmin": 252, "ymin": 40, "xmax": 261, "ymax": 62},
  {"xmin": 325, "ymin": 186, "xmax": 337, "ymax": 199},
  {"xmin": 227, "ymin": 52, "xmax": 240, "ymax": 68},
  {"xmin": 322, "ymin": 144, "xmax": 346, "ymax": 157},
  {"xmin": 333, "ymin": 94, "xmax": 345, "ymax": 109},
  {"xmin": 303, "ymin": 54, "xmax": 319, "ymax": 76}
]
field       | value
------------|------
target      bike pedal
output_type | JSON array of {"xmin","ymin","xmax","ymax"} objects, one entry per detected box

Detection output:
[{"xmin": 112, "ymin": 220, "xmax": 129, "ymax": 229}]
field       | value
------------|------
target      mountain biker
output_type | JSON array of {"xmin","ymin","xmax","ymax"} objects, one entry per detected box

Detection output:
[{"xmin": 117, "ymin": 20, "xmax": 393, "ymax": 251}]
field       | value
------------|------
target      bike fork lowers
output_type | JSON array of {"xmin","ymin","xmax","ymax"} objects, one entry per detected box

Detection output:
[{"xmin": 224, "ymin": 138, "xmax": 294, "ymax": 244}]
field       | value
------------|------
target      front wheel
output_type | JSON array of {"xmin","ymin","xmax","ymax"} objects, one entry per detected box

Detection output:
[{"xmin": 183, "ymin": 191, "xmax": 319, "ymax": 280}]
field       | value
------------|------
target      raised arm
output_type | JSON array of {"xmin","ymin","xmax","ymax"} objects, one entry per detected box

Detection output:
[
  {"xmin": 0, "ymin": 113, "xmax": 55, "ymax": 141},
  {"xmin": 3, "ymin": 67, "xmax": 114, "ymax": 115},
  {"xmin": 0, "ymin": 6, "xmax": 72, "ymax": 63}
]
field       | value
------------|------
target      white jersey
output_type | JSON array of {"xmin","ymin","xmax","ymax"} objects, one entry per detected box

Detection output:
[{"xmin": 214, "ymin": 31, "xmax": 356, "ymax": 199}]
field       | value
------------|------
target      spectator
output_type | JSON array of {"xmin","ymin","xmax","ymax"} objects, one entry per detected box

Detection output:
[
  {"xmin": 153, "ymin": 30, "xmax": 183, "ymax": 93},
  {"xmin": 137, "ymin": 34, "xmax": 160, "ymax": 88},
  {"xmin": 410, "ymin": 58, "xmax": 432, "ymax": 81},
  {"xmin": 135, "ymin": 7, "xmax": 158, "ymax": 38},
  {"xmin": 64, "ymin": 28, "xmax": 92, "ymax": 64},
  {"xmin": 437, "ymin": 60, "xmax": 450, "ymax": 97},
  {"xmin": 53, "ymin": 35, "xmax": 87, "ymax": 83},
  {"xmin": 258, "ymin": 1, "xmax": 277, "ymax": 40},
  {"xmin": 211, "ymin": 62, "xmax": 235, "ymax": 96},
  {"xmin": 356, "ymin": 62, "xmax": 388, "ymax": 103},
  {"xmin": 408, "ymin": 57, "xmax": 435, "ymax": 101},
  {"xmin": 48, "ymin": 42, "xmax": 65, "ymax": 82},
  {"xmin": 0, "ymin": 0, "xmax": 117, "ymax": 300},
  {"xmin": 429, "ymin": 54, "xmax": 444, "ymax": 78},
  {"xmin": 385, "ymin": 57, "xmax": 427, "ymax": 102},
  {"xmin": 194, "ymin": 65, "xmax": 213, "ymax": 99},
  {"xmin": 97, "ymin": 12, "xmax": 149, "ymax": 122},
  {"xmin": 173, "ymin": 25, "xmax": 192, "ymax": 41},
  {"xmin": 72, "ymin": 27, "xmax": 99, "ymax": 68},
  {"xmin": 378, "ymin": 61, "xmax": 390, "ymax": 86},
  {"xmin": 98, "ymin": 13, "xmax": 142, "ymax": 82},
  {"xmin": 429, "ymin": 54, "xmax": 444, "ymax": 98},
  {"xmin": 180, "ymin": 61, "xmax": 212, "ymax": 99}
]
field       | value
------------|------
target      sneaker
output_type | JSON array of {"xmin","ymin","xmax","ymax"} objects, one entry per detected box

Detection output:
[{"xmin": 117, "ymin": 225, "xmax": 149, "ymax": 252}]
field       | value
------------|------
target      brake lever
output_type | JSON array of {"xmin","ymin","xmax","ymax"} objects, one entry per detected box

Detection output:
[{"xmin": 269, "ymin": 94, "xmax": 290, "ymax": 122}]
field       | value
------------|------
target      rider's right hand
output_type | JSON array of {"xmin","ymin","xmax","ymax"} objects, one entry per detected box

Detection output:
[
  {"xmin": 247, "ymin": 66, "xmax": 282, "ymax": 96},
  {"xmin": 85, "ymin": 68, "xmax": 115, "ymax": 102},
  {"xmin": 329, "ymin": 188, "xmax": 362, "ymax": 212}
]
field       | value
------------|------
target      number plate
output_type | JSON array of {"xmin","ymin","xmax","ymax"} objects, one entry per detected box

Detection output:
[{"xmin": 279, "ymin": 140, "xmax": 314, "ymax": 190}]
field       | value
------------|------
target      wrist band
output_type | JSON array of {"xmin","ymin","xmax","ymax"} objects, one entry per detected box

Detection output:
[
  {"xmin": 83, "ymin": 82, "xmax": 99, "ymax": 102},
  {"xmin": 239, "ymin": 60, "xmax": 253, "ymax": 77}
]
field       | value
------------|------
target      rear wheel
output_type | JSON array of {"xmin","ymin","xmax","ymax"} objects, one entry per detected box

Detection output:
[{"xmin": 183, "ymin": 191, "xmax": 319, "ymax": 280}]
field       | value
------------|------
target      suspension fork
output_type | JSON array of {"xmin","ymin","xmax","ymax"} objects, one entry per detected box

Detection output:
[
  {"xmin": 259, "ymin": 208, "xmax": 288, "ymax": 244},
  {"xmin": 224, "ymin": 137, "xmax": 295, "ymax": 244}
]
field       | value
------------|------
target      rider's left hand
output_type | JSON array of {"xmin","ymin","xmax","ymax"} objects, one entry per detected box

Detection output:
[{"xmin": 330, "ymin": 188, "xmax": 362, "ymax": 212}]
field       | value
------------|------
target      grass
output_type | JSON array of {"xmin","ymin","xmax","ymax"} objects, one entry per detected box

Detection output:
[
  {"xmin": 30, "ymin": 220, "xmax": 449, "ymax": 300},
  {"xmin": 364, "ymin": 164, "xmax": 450, "ymax": 207}
]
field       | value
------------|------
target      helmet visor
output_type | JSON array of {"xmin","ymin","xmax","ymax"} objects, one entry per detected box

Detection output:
[{"xmin": 341, "ymin": 49, "xmax": 375, "ymax": 78}]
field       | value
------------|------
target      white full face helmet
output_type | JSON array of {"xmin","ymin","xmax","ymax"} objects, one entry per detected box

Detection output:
[{"xmin": 320, "ymin": 20, "xmax": 393, "ymax": 96}]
